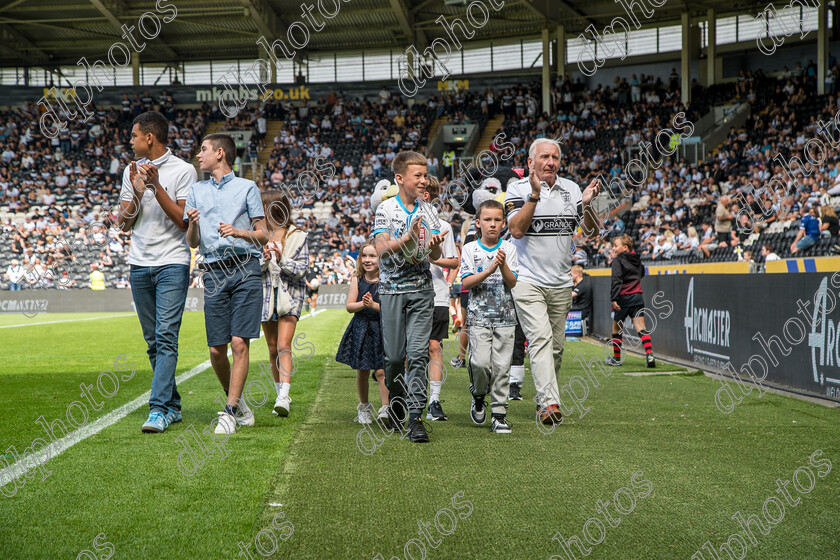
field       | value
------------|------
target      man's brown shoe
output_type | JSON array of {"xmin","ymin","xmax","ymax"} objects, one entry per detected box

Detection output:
[{"xmin": 540, "ymin": 404, "xmax": 563, "ymax": 425}]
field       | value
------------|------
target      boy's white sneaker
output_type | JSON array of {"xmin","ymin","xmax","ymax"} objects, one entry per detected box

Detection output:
[
  {"xmin": 215, "ymin": 412, "xmax": 238, "ymax": 435},
  {"xmin": 274, "ymin": 394, "xmax": 291, "ymax": 417},
  {"xmin": 356, "ymin": 403, "xmax": 374, "ymax": 424},
  {"xmin": 236, "ymin": 400, "xmax": 255, "ymax": 427},
  {"xmin": 377, "ymin": 405, "xmax": 390, "ymax": 421}
]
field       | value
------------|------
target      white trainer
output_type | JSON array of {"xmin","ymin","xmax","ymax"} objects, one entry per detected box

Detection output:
[
  {"xmin": 377, "ymin": 405, "xmax": 390, "ymax": 421},
  {"xmin": 356, "ymin": 403, "xmax": 373, "ymax": 424},
  {"xmin": 274, "ymin": 394, "xmax": 291, "ymax": 417},
  {"xmin": 236, "ymin": 399, "xmax": 255, "ymax": 427},
  {"xmin": 214, "ymin": 412, "xmax": 237, "ymax": 435}
]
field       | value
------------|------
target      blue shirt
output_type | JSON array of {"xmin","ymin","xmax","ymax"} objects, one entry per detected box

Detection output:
[
  {"xmin": 184, "ymin": 172, "xmax": 265, "ymax": 263},
  {"xmin": 801, "ymin": 214, "xmax": 820, "ymax": 241}
]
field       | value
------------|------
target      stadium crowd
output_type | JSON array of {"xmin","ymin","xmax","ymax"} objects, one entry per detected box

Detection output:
[{"xmin": 4, "ymin": 61, "xmax": 840, "ymax": 290}]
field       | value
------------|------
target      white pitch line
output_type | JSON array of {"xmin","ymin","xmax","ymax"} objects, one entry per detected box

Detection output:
[
  {"xmin": 0, "ymin": 358, "xmax": 215, "ymax": 489},
  {"xmin": 0, "ymin": 308, "xmax": 329, "ymax": 487},
  {"xmin": 0, "ymin": 313, "xmax": 136, "ymax": 329}
]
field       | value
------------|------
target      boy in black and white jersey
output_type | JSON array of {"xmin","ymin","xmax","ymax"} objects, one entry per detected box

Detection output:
[
  {"xmin": 373, "ymin": 151, "xmax": 445, "ymax": 443},
  {"xmin": 460, "ymin": 200, "xmax": 519, "ymax": 433}
]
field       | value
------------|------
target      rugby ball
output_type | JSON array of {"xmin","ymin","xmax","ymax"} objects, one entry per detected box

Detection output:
[{"xmin": 310, "ymin": 278, "xmax": 320, "ymax": 289}]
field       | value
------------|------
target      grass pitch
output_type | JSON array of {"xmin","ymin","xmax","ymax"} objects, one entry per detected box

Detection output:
[{"xmin": 0, "ymin": 309, "xmax": 837, "ymax": 559}]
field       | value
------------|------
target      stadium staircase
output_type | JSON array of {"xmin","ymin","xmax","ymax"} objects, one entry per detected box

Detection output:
[
  {"xmin": 475, "ymin": 115, "xmax": 505, "ymax": 152},
  {"xmin": 427, "ymin": 116, "xmax": 449, "ymax": 147}
]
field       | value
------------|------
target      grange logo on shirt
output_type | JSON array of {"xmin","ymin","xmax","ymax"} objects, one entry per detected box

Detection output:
[{"xmin": 528, "ymin": 217, "xmax": 577, "ymax": 236}]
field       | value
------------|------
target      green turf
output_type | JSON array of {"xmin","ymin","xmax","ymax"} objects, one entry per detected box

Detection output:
[
  {"xmin": 0, "ymin": 309, "xmax": 342, "ymax": 558},
  {"xmin": 0, "ymin": 310, "xmax": 838, "ymax": 559}
]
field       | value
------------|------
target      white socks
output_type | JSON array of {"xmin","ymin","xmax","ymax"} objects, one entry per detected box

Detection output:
[
  {"xmin": 277, "ymin": 382, "xmax": 290, "ymax": 398},
  {"xmin": 509, "ymin": 365, "xmax": 525, "ymax": 384},
  {"xmin": 430, "ymin": 380, "xmax": 442, "ymax": 402}
]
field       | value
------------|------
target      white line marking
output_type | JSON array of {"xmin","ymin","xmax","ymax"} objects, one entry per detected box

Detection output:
[
  {"xmin": 298, "ymin": 309, "xmax": 326, "ymax": 320},
  {"xmin": 0, "ymin": 313, "xmax": 136, "ymax": 329},
  {"xmin": 623, "ymin": 370, "xmax": 691, "ymax": 377},
  {"xmin": 0, "ymin": 309, "xmax": 329, "ymax": 488},
  {"xmin": 693, "ymin": 349, "xmax": 730, "ymax": 360},
  {"xmin": 0, "ymin": 357, "xmax": 214, "ymax": 489}
]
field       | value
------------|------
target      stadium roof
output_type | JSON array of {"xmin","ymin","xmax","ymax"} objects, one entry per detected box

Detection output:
[{"xmin": 0, "ymin": 0, "xmax": 806, "ymax": 68}]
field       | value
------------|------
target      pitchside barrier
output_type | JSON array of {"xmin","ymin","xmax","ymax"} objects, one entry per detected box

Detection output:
[
  {"xmin": 6, "ymin": 266, "xmax": 839, "ymax": 402},
  {"xmin": 0, "ymin": 284, "xmax": 352, "ymax": 314},
  {"xmin": 587, "ymin": 270, "xmax": 840, "ymax": 403}
]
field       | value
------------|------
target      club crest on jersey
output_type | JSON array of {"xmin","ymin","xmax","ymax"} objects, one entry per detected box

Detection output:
[{"xmin": 532, "ymin": 220, "xmax": 545, "ymax": 233}]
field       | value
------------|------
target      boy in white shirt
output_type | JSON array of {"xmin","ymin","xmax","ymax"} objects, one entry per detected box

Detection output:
[
  {"xmin": 422, "ymin": 177, "xmax": 459, "ymax": 421},
  {"xmin": 460, "ymin": 200, "xmax": 519, "ymax": 433}
]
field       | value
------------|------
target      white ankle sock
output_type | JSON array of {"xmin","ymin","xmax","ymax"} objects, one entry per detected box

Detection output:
[
  {"xmin": 430, "ymin": 380, "xmax": 442, "ymax": 402},
  {"xmin": 275, "ymin": 382, "xmax": 282, "ymax": 395},
  {"xmin": 279, "ymin": 382, "xmax": 290, "ymax": 398}
]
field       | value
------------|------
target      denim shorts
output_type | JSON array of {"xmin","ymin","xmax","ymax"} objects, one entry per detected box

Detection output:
[{"xmin": 202, "ymin": 256, "xmax": 263, "ymax": 346}]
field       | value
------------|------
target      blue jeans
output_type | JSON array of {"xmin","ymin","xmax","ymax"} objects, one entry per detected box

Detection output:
[
  {"xmin": 796, "ymin": 236, "xmax": 817, "ymax": 251},
  {"xmin": 9, "ymin": 282, "xmax": 22, "ymax": 291},
  {"xmin": 129, "ymin": 264, "xmax": 189, "ymax": 413}
]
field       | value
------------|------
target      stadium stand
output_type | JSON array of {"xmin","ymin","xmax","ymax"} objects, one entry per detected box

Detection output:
[{"xmin": 4, "ymin": 62, "xmax": 840, "ymax": 290}]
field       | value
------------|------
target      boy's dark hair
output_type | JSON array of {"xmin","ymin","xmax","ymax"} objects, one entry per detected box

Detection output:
[
  {"xmin": 476, "ymin": 199, "xmax": 504, "ymax": 220},
  {"xmin": 132, "ymin": 111, "xmax": 168, "ymax": 144},
  {"xmin": 475, "ymin": 199, "xmax": 504, "ymax": 239},
  {"xmin": 203, "ymin": 133, "xmax": 236, "ymax": 166}
]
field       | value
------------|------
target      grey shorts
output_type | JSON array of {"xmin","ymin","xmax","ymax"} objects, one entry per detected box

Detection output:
[{"xmin": 202, "ymin": 256, "xmax": 263, "ymax": 346}]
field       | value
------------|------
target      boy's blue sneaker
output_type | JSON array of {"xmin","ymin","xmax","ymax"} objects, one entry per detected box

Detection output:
[
  {"xmin": 141, "ymin": 410, "xmax": 169, "ymax": 433},
  {"xmin": 164, "ymin": 408, "xmax": 182, "ymax": 425}
]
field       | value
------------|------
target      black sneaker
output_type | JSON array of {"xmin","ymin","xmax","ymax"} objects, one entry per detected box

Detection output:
[
  {"xmin": 407, "ymin": 417, "xmax": 430, "ymax": 443},
  {"xmin": 605, "ymin": 356, "xmax": 621, "ymax": 367},
  {"xmin": 426, "ymin": 400, "xmax": 448, "ymax": 421},
  {"xmin": 491, "ymin": 414, "xmax": 511, "ymax": 433},
  {"xmin": 470, "ymin": 395, "xmax": 487, "ymax": 425},
  {"xmin": 387, "ymin": 400, "xmax": 407, "ymax": 432},
  {"xmin": 450, "ymin": 357, "xmax": 465, "ymax": 368},
  {"xmin": 646, "ymin": 353, "xmax": 656, "ymax": 368},
  {"xmin": 509, "ymin": 383, "xmax": 523, "ymax": 401}
]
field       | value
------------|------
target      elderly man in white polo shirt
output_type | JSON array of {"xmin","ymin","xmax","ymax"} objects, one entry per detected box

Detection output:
[{"xmin": 505, "ymin": 138, "xmax": 601, "ymax": 425}]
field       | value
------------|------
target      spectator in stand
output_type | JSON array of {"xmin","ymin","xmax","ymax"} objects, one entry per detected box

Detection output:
[
  {"xmin": 820, "ymin": 206, "xmax": 839, "ymax": 237},
  {"xmin": 698, "ymin": 221, "xmax": 715, "ymax": 258},
  {"xmin": 89, "ymin": 263, "xmax": 106, "ymax": 290},
  {"xmin": 4, "ymin": 258, "xmax": 25, "ymax": 290},
  {"xmin": 714, "ymin": 196, "xmax": 733, "ymax": 247},
  {"xmin": 791, "ymin": 206, "xmax": 821, "ymax": 254},
  {"xmin": 761, "ymin": 243, "xmax": 780, "ymax": 262},
  {"xmin": 571, "ymin": 245, "xmax": 588, "ymax": 266}
]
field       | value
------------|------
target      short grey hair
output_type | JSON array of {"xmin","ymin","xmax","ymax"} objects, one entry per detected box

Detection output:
[{"xmin": 528, "ymin": 138, "xmax": 562, "ymax": 160}]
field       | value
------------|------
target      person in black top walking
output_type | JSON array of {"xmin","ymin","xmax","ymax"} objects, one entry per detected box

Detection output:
[
  {"xmin": 570, "ymin": 265, "xmax": 593, "ymax": 332},
  {"xmin": 608, "ymin": 235, "xmax": 655, "ymax": 368},
  {"xmin": 336, "ymin": 239, "xmax": 389, "ymax": 424}
]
